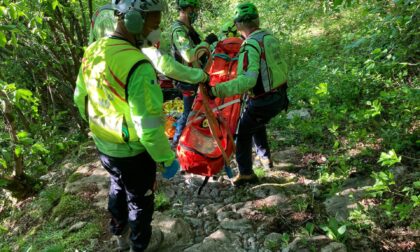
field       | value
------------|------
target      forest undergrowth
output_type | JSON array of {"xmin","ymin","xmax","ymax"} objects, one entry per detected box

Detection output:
[{"xmin": 0, "ymin": 0, "xmax": 418, "ymax": 251}]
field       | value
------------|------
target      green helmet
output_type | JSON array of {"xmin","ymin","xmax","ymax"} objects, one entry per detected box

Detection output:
[
  {"xmin": 233, "ymin": 2, "xmax": 259, "ymax": 23},
  {"xmin": 112, "ymin": 0, "xmax": 167, "ymax": 34},
  {"xmin": 176, "ymin": 0, "xmax": 199, "ymax": 9},
  {"xmin": 113, "ymin": 0, "xmax": 167, "ymax": 13}
]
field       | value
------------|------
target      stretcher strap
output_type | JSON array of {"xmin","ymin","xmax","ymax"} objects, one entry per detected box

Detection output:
[
  {"xmin": 186, "ymin": 99, "xmax": 241, "ymax": 126},
  {"xmin": 198, "ymin": 176, "xmax": 210, "ymax": 195},
  {"xmin": 199, "ymin": 83, "xmax": 230, "ymax": 165}
]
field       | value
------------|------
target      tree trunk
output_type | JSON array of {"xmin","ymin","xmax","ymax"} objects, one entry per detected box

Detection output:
[
  {"xmin": 0, "ymin": 90, "xmax": 24, "ymax": 178},
  {"xmin": 78, "ymin": 0, "xmax": 88, "ymax": 45},
  {"xmin": 88, "ymin": 0, "xmax": 93, "ymax": 21}
]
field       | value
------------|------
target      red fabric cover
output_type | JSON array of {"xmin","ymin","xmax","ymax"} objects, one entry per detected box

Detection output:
[
  {"xmin": 159, "ymin": 79, "xmax": 174, "ymax": 89},
  {"xmin": 177, "ymin": 37, "xmax": 243, "ymax": 177}
]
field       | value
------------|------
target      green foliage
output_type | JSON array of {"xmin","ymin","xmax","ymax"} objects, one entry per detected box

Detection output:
[
  {"xmin": 1, "ymin": 189, "xmax": 103, "ymax": 251},
  {"xmin": 0, "ymin": 0, "xmax": 90, "ymax": 194},
  {"xmin": 292, "ymin": 196, "xmax": 309, "ymax": 212},
  {"xmin": 279, "ymin": 233, "xmax": 290, "ymax": 249},
  {"xmin": 315, "ymin": 83, "xmax": 329, "ymax": 97},
  {"xmin": 364, "ymin": 150, "xmax": 419, "ymax": 225},
  {"xmin": 29, "ymin": 185, "xmax": 63, "ymax": 219},
  {"xmin": 254, "ymin": 167, "xmax": 266, "ymax": 178},
  {"xmin": 348, "ymin": 206, "xmax": 375, "ymax": 230},
  {"xmin": 265, "ymin": 232, "xmax": 291, "ymax": 250},
  {"xmin": 378, "ymin": 149, "xmax": 402, "ymax": 167},
  {"xmin": 258, "ymin": 205, "xmax": 277, "ymax": 215},
  {"xmin": 320, "ymin": 218, "xmax": 348, "ymax": 242},
  {"xmin": 155, "ymin": 191, "xmax": 171, "ymax": 211},
  {"xmin": 67, "ymin": 172, "xmax": 84, "ymax": 183},
  {"xmin": 0, "ymin": 0, "xmax": 418, "ymax": 250},
  {"xmin": 300, "ymin": 222, "xmax": 315, "ymax": 237},
  {"xmin": 1, "ymin": 79, "xmax": 80, "ymax": 193},
  {"xmin": 367, "ymin": 170, "xmax": 395, "ymax": 197},
  {"xmin": 42, "ymin": 244, "xmax": 65, "ymax": 252},
  {"xmin": 377, "ymin": 178, "xmax": 420, "ymax": 223},
  {"xmin": 20, "ymin": 221, "xmax": 101, "ymax": 252}
]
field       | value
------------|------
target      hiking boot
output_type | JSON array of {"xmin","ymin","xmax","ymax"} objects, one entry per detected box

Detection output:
[
  {"xmin": 115, "ymin": 228, "xmax": 130, "ymax": 251},
  {"xmin": 233, "ymin": 173, "xmax": 259, "ymax": 187}
]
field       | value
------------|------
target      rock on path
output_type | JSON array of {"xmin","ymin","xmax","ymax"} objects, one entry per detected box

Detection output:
[{"xmin": 65, "ymin": 148, "xmax": 348, "ymax": 251}]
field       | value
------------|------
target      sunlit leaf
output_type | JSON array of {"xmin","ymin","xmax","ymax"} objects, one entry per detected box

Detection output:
[
  {"xmin": 371, "ymin": 48, "xmax": 381, "ymax": 55},
  {"xmin": 14, "ymin": 145, "xmax": 22, "ymax": 157},
  {"xmin": 31, "ymin": 142, "xmax": 50, "ymax": 155},
  {"xmin": 315, "ymin": 83, "xmax": 329, "ymax": 96},
  {"xmin": 17, "ymin": 131, "xmax": 34, "ymax": 145},
  {"xmin": 0, "ymin": 158, "xmax": 7, "ymax": 169},
  {"xmin": 15, "ymin": 89, "xmax": 33, "ymax": 103},
  {"xmin": 51, "ymin": 0, "xmax": 59, "ymax": 10},
  {"xmin": 56, "ymin": 143, "xmax": 65, "ymax": 150},
  {"xmin": 378, "ymin": 149, "xmax": 401, "ymax": 167},
  {"xmin": 0, "ymin": 31, "xmax": 6, "ymax": 47},
  {"xmin": 337, "ymin": 225, "xmax": 346, "ymax": 235},
  {"xmin": 411, "ymin": 195, "xmax": 420, "ymax": 207},
  {"xmin": 17, "ymin": 131, "xmax": 29, "ymax": 139},
  {"xmin": 0, "ymin": 6, "xmax": 6, "ymax": 18}
]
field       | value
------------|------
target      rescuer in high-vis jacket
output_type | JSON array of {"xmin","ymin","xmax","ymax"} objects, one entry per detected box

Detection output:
[
  {"xmin": 89, "ymin": 2, "xmax": 208, "ymax": 86},
  {"xmin": 209, "ymin": 21, "xmax": 239, "ymax": 51},
  {"xmin": 74, "ymin": 0, "xmax": 177, "ymax": 251},
  {"xmin": 170, "ymin": 0, "xmax": 219, "ymax": 148},
  {"xmin": 206, "ymin": 3, "xmax": 290, "ymax": 187}
]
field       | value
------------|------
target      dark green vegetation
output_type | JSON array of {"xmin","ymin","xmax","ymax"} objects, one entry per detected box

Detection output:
[{"xmin": 1, "ymin": 0, "xmax": 418, "ymax": 251}]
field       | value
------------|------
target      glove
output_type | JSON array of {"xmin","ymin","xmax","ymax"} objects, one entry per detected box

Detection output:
[
  {"xmin": 162, "ymin": 159, "xmax": 180, "ymax": 179},
  {"xmin": 205, "ymin": 33, "xmax": 218, "ymax": 45},
  {"xmin": 203, "ymin": 82, "xmax": 216, "ymax": 100}
]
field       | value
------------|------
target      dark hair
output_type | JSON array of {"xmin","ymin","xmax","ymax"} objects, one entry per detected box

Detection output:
[{"xmin": 238, "ymin": 18, "xmax": 259, "ymax": 29}]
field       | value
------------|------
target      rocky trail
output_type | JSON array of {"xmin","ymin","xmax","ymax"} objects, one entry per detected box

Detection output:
[
  {"xmin": 23, "ymin": 110, "xmax": 415, "ymax": 252},
  {"xmin": 62, "ymin": 143, "xmax": 371, "ymax": 252}
]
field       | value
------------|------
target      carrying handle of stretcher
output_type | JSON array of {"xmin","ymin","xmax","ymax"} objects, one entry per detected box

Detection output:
[
  {"xmin": 196, "ymin": 49, "xmax": 236, "ymax": 195},
  {"xmin": 198, "ymin": 84, "xmax": 231, "ymax": 165},
  {"xmin": 196, "ymin": 85, "xmax": 232, "ymax": 195},
  {"xmin": 195, "ymin": 48, "xmax": 233, "ymax": 167}
]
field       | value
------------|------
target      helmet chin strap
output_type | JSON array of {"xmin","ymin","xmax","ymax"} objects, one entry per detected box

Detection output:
[{"xmin": 134, "ymin": 33, "xmax": 146, "ymax": 48}]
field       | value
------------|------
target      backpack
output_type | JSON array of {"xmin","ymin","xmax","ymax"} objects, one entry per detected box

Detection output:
[{"xmin": 176, "ymin": 37, "xmax": 244, "ymax": 194}]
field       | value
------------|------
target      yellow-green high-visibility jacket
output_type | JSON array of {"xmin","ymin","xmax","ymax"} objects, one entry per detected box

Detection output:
[
  {"xmin": 74, "ymin": 37, "xmax": 175, "ymax": 164},
  {"xmin": 89, "ymin": 8, "xmax": 207, "ymax": 84},
  {"xmin": 212, "ymin": 29, "xmax": 288, "ymax": 98},
  {"xmin": 171, "ymin": 20, "xmax": 210, "ymax": 68}
]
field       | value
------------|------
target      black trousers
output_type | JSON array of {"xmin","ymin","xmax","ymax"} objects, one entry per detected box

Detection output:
[
  {"xmin": 99, "ymin": 151, "xmax": 156, "ymax": 252},
  {"xmin": 236, "ymin": 88, "xmax": 289, "ymax": 175}
]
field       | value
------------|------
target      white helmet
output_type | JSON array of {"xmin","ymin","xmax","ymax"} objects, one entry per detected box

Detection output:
[{"xmin": 112, "ymin": 0, "xmax": 167, "ymax": 13}]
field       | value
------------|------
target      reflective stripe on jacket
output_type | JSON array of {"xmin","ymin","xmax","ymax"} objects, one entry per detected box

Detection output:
[
  {"xmin": 88, "ymin": 9, "xmax": 207, "ymax": 84},
  {"xmin": 170, "ymin": 20, "xmax": 209, "ymax": 68},
  {"xmin": 212, "ymin": 29, "xmax": 288, "ymax": 98},
  {"xmin": 81, "ymin": 38, "xmax": 149, "ymax": 144},
  {"xmin": 245, "ymin": 30, "xmax": 288, "ymax": 96}
]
